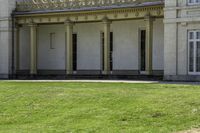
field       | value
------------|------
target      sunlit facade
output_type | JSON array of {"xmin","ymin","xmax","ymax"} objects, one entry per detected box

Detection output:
[{"xmin": 0, "ymin": 0, "xmax": 200, "ymax": 81}]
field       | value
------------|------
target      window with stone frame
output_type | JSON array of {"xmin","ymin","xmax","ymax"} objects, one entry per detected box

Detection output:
[
  {"xmin": 188, "ymin": 30, "xmax": 200, "ymax": 75},
  {"xmin": 188, "ymin": 0, "xmax": 200, "ymax": 5}
]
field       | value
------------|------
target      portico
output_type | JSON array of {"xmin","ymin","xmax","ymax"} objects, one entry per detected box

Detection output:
[
  {"xmin": 14, "ymin": 0, "xmax": 164, "ymax": 77},
  {"xmin": 2, "ymin": 0, "xmax": 200, "ymax": 81}
]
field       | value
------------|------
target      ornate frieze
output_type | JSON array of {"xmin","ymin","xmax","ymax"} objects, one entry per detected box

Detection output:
[
  {"xmin": 15, "ymin": 5, "xmax": 163, "ymax": 24},
  {"xmin": 16, "ymin": 0, "xmax": 163, "ymax": 12}
]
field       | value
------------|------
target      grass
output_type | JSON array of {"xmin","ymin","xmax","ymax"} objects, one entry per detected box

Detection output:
[{"xmin": 0, "ymin": 82, "xmax": 200, "ymax": 133}]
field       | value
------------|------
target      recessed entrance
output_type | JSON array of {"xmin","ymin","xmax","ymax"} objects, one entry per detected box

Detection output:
[{"xmin": 73, "ymin": 33, "xmax": 77, "ymax": 72}]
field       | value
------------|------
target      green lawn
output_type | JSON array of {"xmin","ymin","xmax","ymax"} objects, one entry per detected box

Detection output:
[{"xmin": 0, "ymin": 82, "xmax": 200, "ymax": 133}]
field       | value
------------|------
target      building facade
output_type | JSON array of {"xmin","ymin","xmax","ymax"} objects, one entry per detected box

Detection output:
[
  {"xmin": 164, "ymin": 0, "xmax": 200, "ymax": 81},
  {"xmin": 0, "ymin": 0, "xmax": 200, "ymax": 81},
  {"xmin": 0, "ymin": 0, "xmax": 16, "ymax": 78}
]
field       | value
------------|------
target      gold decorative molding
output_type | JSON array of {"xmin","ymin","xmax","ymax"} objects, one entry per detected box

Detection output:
[{"xmin": 15, "ymin": 5, "xmax": 164, "ymax": 24}]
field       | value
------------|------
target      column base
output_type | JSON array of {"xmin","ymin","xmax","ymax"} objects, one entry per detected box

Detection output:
[
  {"xmin": 66, "ymin": 71, "xmax": 73, "ymax": 75},
  {"xmin": 146, "ymin": 70, "xmax": 153, "ymax": 75},
  {"xmin": 102, "ymin": 71, "xmax": 112, "ymax": 75},
  {"xmin": 29, "ymin": 74, "xmax": 38, "ymax": 79}
]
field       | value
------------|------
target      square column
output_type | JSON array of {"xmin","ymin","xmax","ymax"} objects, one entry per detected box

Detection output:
[
  {"xmin": 15, "ymin": 25, "xmax": 20, "ymax": 72},
  {"xmin": 103, "ymin": 18, "xmax": 111, "ymax": 75},
  {"xmin": 65, "ymin": 20, "xmax": 74, "ymax": 75},
  {"xmin": 145, "ymin": 16, "xmax": 154, "ymax": 75},
  {"xmin": 29, "ymin": 23, "xmax": 37, "ymax": 75},
  {"xmin": 164, "ymin": 23, "xmax": 177, "ymax": 76}
]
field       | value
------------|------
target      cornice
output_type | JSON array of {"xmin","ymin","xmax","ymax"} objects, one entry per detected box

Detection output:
[{"xmin": 15, "ymin": 5, "xmax": 164, "ymax": 24}]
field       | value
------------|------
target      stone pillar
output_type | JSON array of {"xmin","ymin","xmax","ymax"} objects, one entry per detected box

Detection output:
[
  {"xmin": 164, "ymin": 23, "xmax": 177, "ymax": 76},
  {"xmin": 0, "ymin": 0, "xmax": 16, "ymax": 79},
  {"xmin": 15, "ymin": 25, "xmax": 20, "ymax": 72},
  {"xmin": 145, "ymin": 16, "xmax": 153, "ymax": 75},
  {"xmin": 29, "ymin": 23, "xmax": 37, "ymax": 75},
  {"xmin": 164, "ymin": 0, "xmax": 178, "ymax": 78},
  {"xmin": 103, "ymin": 18, "xmax": 111, "ymax": 75},
  {"xmin": 65, "ymin": 20, "xmax": 73, "ymax": 75}
]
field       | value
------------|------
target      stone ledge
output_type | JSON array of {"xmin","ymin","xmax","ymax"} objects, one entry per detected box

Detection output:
[
  {"xmin": 16, "ymin": 70, "xmax": 163, "ymax": 76},
  {"xmin": 164, "ymin": 75, "xmax": 200, "ymax": 82}
]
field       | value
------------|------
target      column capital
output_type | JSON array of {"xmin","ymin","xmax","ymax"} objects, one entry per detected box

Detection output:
[
  {"xmin": 28, "ymin": 22, "xmax": 37, "ymax": 27},
  {"xmin": 14, "ymin": 24, "xmax": 22, "ymax": 32},
  {"xmin": 144, "ymin": 15, "xmax": 155, "ymax": 21},
  {"xmin": 64, "ymin": 19, "xmax": 74, "ymax": 26},
  {"xmin": 102, "ymin": 17, "xmax": 112, "ymax": 24}
]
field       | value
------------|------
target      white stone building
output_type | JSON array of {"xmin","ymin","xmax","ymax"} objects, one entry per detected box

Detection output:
[{"xmin": 0, "ymin": 0, "xmax": 200, "ymax": 81}]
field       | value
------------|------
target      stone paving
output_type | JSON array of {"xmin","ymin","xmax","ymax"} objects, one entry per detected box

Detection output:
[
  {"xmin": 1, "ymin": 80, "xmax": 200, "ymax": 85},
  {"xmin": 1, "ymin": 80, "xmax": 159, "ymax": 84}
]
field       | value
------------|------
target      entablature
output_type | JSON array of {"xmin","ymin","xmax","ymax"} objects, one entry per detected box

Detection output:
[{"xmin": 15, "ymin": 5, "xmax": 164, "ymax": 25}]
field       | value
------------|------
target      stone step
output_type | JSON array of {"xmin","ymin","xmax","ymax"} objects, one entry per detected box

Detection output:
[{"xmin": 12, "ymin": 74, "xmax": 163, "ymax": 80}]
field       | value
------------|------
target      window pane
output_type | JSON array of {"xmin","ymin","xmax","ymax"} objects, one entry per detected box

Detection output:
[
  {"xmin": 189, "ymin": 42, "xmax": 194, "ymax": 72},
  {"xmin": 189, "ymin": 0, "xmax": 192, "ymax": 3},
  {"xmin": 189, "ymin": 0, "xmax": 200, "ymax": 3},
  {"xmin": 197, "ymin": 32, "xmax": 200, "ymax": 39},
  {"xmin": 189, "ymin": 32, "xmax": 194, "ymax": 40},
  {"xmin": 189, "ymin": 0, "xmax": 194, "ymax": 3},
  {"xmin": 196, "ymin": 42, "xmax": 200, "ymax": 72}
]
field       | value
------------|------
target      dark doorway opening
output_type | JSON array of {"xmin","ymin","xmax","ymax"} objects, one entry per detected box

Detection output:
[
  {"xmin": 73, "ymin": 33, "xmax": 77, "ymax": 71},
  {"xmin": 140, "ymin": 30, "xmax": 146, "ymax": 72}
]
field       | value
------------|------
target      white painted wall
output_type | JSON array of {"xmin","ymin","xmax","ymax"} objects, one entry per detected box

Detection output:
[
  {"xmin": 19, "ymin": 26, "xmax": 30, "ymax": 70},
  {"xmin": 20, "ymin": 25, "xmax": 68, "ymax": 70},
  {"xmin": 37, "ymin": 25, "xmax": 65, "ymax": 70},
  {"xmin": 153, "ymin": 19, "xmax": 164, "ymax": 70},
  {"xmin": 112, "ymin": 20, "xmax": 143, "ymax": 70},
  {"xmin": 37, "ymin": 23, "xmax": 103, "ymax": 70},
  {"xmin": 0, "ymin": 31, "xmax": 10, "ymax": 76},
  {"xmin": 74, "ymin": 23, "xmax": 102, "ymax": 70}
]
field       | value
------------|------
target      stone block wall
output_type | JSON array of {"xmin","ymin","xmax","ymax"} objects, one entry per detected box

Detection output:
[
  {"xmin": 164, "ymin": 0, "xmax": 200, "ymax": 81},
  {"xmin": 0, "ymin": 0, "xmax": 16, "ymax": 78}
]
